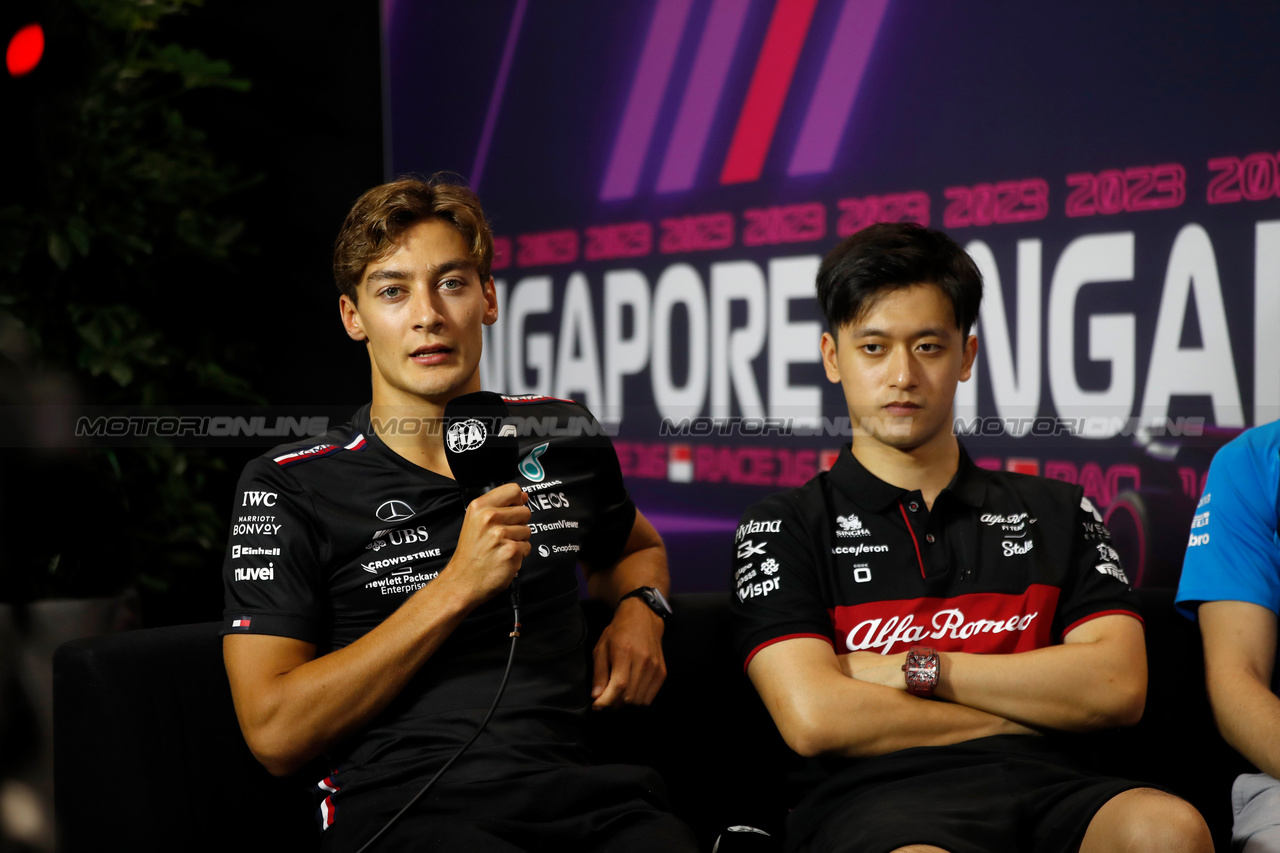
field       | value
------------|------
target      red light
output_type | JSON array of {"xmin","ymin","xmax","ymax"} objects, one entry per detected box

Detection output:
[{"xmin": 7, "ymin": 23, "xmax": 44, "ymax": 78}]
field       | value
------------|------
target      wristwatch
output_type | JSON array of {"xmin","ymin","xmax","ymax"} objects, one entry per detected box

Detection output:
[
  {"xmin": 902, "ymin": 646, "xmax": 940, "ymax": 697},
  {"xmin": 619, "ymin": 586, "xmax": 672, "ymax": 620}
]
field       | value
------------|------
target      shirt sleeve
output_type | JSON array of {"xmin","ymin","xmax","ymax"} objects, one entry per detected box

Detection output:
[
  {"xmin": 729, "ymin": 495, "xmax": 833, "ymax": 671},
  {"xmin": 571, "ymin": 404, "xmax": 637, "ymax": 569},
  {"xmin": 221, "ymin": 457, "xmax": 328, "ymax": 643},
  {"xmin": 1054, "ymin": 490, "xmax": 1144, "ymax": 639},
  {"xmin": 1176, "ymin": 432, "xmax": 1280, "ymax": 619}
]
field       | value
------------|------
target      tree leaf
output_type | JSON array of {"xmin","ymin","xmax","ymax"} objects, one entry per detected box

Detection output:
[{"xmin": 48, "ymin": 232, "xmax": 72, "ymax": 269}]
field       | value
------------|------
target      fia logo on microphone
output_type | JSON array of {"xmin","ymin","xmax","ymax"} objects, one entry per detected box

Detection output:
[{"xmin": 446, "ymin": 419, "xmax": 487, "ymax": 453}]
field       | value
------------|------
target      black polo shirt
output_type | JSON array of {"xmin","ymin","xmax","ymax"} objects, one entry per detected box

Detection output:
[
  {"xmin": 731, "ymin": 444, "xmax": 1140, "ymax": 670},
  {"xmin": 221, "ymin": 397, "xmax": 636, "ymax": 828}
]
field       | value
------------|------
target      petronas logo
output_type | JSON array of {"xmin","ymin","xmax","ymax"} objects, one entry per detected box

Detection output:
[{"xmin": 519, "ymin": 443, "xmax": 549, "ymax": 482}]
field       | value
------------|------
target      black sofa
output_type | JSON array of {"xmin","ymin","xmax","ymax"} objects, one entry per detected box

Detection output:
[{"xmin": 54, "ymin": 589, "xmax": 1248, "ymax": 852}]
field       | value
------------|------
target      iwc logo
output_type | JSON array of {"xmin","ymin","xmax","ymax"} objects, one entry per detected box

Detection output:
[
  {"xmin": 519, "ymin": 443, "xmax": 550, "ymax": 482},
  {"xmin": 446, "ymin": 419, "xmax": 487, "ymax": 453}
]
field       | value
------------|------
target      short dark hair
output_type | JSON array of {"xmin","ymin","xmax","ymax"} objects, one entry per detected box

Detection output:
[
  {"xmin": 333, "ymin": 174, "xmax": 494, "ymax": 302},
  {"xmin": 815, "ymin": 222, "xmax": 982, "ymax": 336}
]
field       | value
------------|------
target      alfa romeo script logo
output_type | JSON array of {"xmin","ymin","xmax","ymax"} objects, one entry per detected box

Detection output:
[
  {"xmin": 446, "ymin": 419, "xmax": 487, "ymax": 453},
  {"xmin": 376, "ymin": 500, "xmax": 416, "ymax": 522}
]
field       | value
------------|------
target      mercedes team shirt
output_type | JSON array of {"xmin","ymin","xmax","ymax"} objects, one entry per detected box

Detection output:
[
  {"xmin": 731, "ymin": 445, "xmax": 1141, "ymax": 672},
  {"xmin": 221, "ymin": 397, "xmax": 636, "ymax": 819}
]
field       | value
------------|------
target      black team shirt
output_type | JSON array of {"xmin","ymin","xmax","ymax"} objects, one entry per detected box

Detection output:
[
  {"xmin": 731, "ymin": 445, "xmax": 1139, "ymax": 668},
  {"xmin": 729, "ymin": 444, "xmax": 1142, "ymax": 842},
  {"xmin": 221, "ymin": 396, "xmax": 635, "ymax": 825}
]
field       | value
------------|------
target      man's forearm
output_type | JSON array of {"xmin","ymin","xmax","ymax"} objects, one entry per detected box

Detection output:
[
  {"xmin": 843, "ymin": 615, "xmax": 1147, "ymax": 733},
  {"xmin": 751, "ymin": 639, "xmax": 1036, "ymax": 760},
  {"xmin": 935, "ymin": 638, "xmax": 1145, "ymax": 732},
  {"xmin": 585, "ymin": 512, "xmax": 671, "ymax": 604},
  {"xmin": 226, "ymin": 573, "xmax": 478, "ymax": 775},
  {"xmin": 1207, "ymin": 669, "xmax": 1280, "ymax": 779}
]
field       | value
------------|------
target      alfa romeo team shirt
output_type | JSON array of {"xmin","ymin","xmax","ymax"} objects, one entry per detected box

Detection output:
[
  {"xmin": 731, "ymin": 445, "xmax": 1141, "ymax": 673},
  {"xmin": 221, "ymin": 397, "xmax": 636, "ymax": 819}
]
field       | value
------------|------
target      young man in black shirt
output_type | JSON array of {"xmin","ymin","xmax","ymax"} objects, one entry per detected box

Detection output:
[
  {"xmin": 221, "ymin": 177, "xmax": 696, "ymax": 851},
  {"xmin": 730, "ymin": 223, "xmax": 1211, "ymax": 853}
]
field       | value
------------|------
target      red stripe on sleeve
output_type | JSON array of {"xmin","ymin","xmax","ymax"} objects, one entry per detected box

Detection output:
[
  {"xmin": 1062, "ymin": 609, "xmax": 1144, "ymax": 639},
  {"xmin": 744, "ymin": 632, "xmax": 833, "ymax": 672}
]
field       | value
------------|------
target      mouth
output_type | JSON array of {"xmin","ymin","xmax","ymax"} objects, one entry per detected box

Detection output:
[
  {"xmin": 410, "ymin": 344, "xmax": 452, "ymax": 365},
  {"xmin": 883, "ymin": 401, "xmax": 922, "ymax": 416}
]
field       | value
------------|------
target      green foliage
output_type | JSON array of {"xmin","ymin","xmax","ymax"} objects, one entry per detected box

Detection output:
[{"xmin": 0, "ymin": 0, "xmax": 259, "ymax": 599}]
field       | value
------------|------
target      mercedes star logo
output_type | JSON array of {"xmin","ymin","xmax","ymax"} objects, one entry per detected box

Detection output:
[{"xmin": 376, "ymin": 500, "xmax": 416, "ymax": 523}]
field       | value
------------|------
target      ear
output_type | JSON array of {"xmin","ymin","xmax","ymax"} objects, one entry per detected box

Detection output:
[
  {"xmin": 959, "ymin": 333, "xmax": 978, "ymax": 382},
  {"xmin": 340, "ymin": 294, "xmax": 367, "ymax": 342},
  {"xmin": 820, "ymin": 331, "xmax": 842, "ymax": 384},
  {"xmin": 481, "ymin": 276, "xmax": 499, "ymax": 326}
]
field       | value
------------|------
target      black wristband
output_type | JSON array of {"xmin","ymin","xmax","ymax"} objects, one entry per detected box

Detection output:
[{"xmin": 619, "ymin": 586, "xmax": 672, "ymax": 619}]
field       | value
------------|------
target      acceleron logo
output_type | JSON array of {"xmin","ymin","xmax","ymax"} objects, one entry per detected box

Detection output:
[{"xmin": 599, "ymin": 0, "xmax": 890, "ymax": 200}]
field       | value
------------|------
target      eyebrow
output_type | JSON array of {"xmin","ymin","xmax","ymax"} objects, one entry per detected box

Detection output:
[
  {"xmin": 363, "ymin": 258, "xmax": 477, "ymax": 286},
  {"xmin": 851, "ymin": 325, "xmax": 950, "ymax": 339}
]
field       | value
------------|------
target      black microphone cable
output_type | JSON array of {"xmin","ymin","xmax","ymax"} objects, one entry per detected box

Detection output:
[{"xmin": 355, "ymin": 577, "xmax": 522, "ymax": 853}]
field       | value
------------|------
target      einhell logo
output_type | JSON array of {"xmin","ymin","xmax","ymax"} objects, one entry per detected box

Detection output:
[{"xmin": 600, "ymin": 0, "xmax": 890, "ymax": 200}]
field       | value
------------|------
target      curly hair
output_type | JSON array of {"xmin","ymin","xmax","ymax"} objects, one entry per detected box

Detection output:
[{"xmin": 333, "ymin": 174, "xmax": 494, "ymax": 301}]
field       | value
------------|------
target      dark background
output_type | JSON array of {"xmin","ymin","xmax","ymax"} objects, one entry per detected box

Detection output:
[{"xmin": 1, "ymin": 0, "xmax": 385, "ymax": 626}]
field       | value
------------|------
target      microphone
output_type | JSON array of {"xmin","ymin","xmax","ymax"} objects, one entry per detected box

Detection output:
[{"xmin": 442, "ymin": 391, "xmax": 520, "ymax": 503}]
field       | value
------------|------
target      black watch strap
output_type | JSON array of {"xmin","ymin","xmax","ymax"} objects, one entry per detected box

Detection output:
[{"xmin": 619, "ymin": 586, "xmax": 672, "ymax": 619}]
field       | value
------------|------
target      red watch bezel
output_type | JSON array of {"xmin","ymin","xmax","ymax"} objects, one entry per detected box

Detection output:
[{"xmin": 902, "ymin": 645, "xmax": 939, "ymax": 697}]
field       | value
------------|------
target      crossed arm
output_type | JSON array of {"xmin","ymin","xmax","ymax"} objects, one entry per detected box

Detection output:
[
  {"xmin": 1198, "ymin": 600, "xmax": 1280, "ymax": 779},
  {"xmin": 224, "ymin": 487, "xmax": 670, "ymax": 776},
  {"xmin": 747, "ymin": 613, "xmax": 1146, "ymax": 759}
]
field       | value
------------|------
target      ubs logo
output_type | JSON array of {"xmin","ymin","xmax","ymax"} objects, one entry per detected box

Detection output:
[{"xmin": 376, "ymin": 500, "xmax": 416, "ymax": 523}]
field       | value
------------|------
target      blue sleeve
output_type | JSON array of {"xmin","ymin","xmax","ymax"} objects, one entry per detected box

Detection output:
[{"xmin": 1175, "ymin": 427, "xmax": 1280, "ymax": 619}]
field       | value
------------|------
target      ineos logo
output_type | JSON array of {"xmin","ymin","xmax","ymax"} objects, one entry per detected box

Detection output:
[{"xmin": 376, "ymin": 500, "xmax": 416, "ymax": 523}]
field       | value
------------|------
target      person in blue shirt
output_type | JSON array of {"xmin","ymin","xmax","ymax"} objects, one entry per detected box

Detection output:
[{"xmin": 1177, "ymin": 419, "xmax": 1280, "ymax": 852}]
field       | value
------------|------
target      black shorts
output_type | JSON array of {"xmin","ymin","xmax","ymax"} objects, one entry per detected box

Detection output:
[
  {"xmin": 790, "ymin": 736, "xmax": 1150, "ymax": 853},
  {"xmin": 319, "ymin": 762, "xmax": 699, "ymax": 853}
]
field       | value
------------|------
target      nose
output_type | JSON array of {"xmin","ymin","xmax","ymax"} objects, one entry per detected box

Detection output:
[
  {"xmin": 887, "ymin": 346, "xmax": 917, "ymax": 389},
  {"xmin": 411, "ymin": 287, "xmax": 445, "ymax": 331}
]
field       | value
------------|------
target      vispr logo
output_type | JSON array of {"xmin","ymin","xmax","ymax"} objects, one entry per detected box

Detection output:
[{"xmin": 599, "ymin": 0, "xmax": 890, "ymax": 199}]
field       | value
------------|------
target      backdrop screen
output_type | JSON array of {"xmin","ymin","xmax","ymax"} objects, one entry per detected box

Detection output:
[{"xmin": 384, "ymin": 0, "xmax": 1280, "ymax": 591}]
